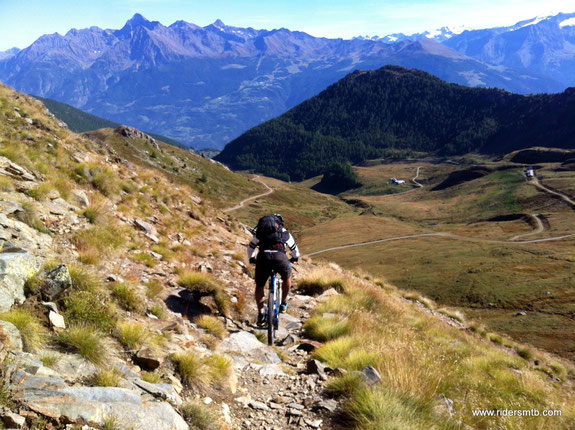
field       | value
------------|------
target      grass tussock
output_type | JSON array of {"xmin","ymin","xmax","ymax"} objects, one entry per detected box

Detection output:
[
  {"xmin": 110, "ymin": 282, "xmax": 145, "ymax": 313},
  {"xmin": 0, "ymin": 309, "xmax": 48, "ymax": 351},
  {"xmin": 115, "ymin": 321, "xmax": 149, "ymax": 351},
  {"xmin": 89, "ymin": 368, "xmax": 122, "ymax": 387},
  {"xmin": 141, "ymin": 371, "xmax": 163, "ymax": 384},
  {"xmin": 195, "ymin": 315, "xmax": 227, "ymax": 339},
  {"xmin": 62, "ymin": 290, "xmax": 117, "ymax": 332},
  {"xmin": 15, "ymin": 201, "xmax": 51, "ymax": 234},
  {"xmin": 302, "ymin": 265, "xmax": 575, "ymax": 429},
  {"xmin": 177, "ymin": 272, "xmax": 229, "ymax": 316},
  {"xmin": 57, "ymin": 324, "xmax": 107, "ymax": 364},
  {"xmin": 296, "ymin": 267, "xmax": 347, "ymax": 296},
  {"xmin": 172, "ymin": 351, "xmax": 233, "ymax": 388},
  {"xmin": 180, "ymin": 401, "xmax": 221, "ymax": 430},
  {"xmin": 0, "ymin": 176, "xmax": 14, "ymax": 192},
  {"xmin": 145, "ymin": 280, "xmax": 164, "ymax": 299},
  {"xmin": 73, "ymin": 224, "xmax": 127, "ymax": 265}
]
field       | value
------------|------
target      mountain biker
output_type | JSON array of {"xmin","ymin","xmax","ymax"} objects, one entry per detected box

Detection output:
[{"xmin": 247, "ymin": 214, "xmax": 300, "ymax": 327}]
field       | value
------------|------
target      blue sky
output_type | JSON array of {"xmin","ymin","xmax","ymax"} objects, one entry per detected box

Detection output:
[{"xmin": 1, "ymin": 0, "xmax": 574, "ymax": 50}]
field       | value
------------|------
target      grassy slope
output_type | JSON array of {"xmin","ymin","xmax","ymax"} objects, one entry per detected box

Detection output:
[
  {"xmin": 84, "ymin": 128, "xmax": 265, "ymax": 209},
  {"xmin": 300, "ymin": 267, "xmax": 575, "ymax": 429},
  {"xmin": 297, "ymin": 160, "xmax": 575, "ymax": 359}
]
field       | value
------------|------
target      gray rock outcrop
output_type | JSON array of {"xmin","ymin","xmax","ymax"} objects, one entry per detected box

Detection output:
[{"xmin": 0, "ymin": 245, "xmax": 41, "ymax": 311}]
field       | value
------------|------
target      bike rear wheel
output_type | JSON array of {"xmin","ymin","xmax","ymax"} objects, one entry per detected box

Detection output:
[{"xmin": 267, "ymin": 278, "xmax": 275, "ymax": 345}]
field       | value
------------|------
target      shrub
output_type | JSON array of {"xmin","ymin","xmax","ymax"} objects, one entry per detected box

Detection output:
[
  {"xmin": 195, "ymin": 315, "xmax": 227, "ymax": 339},
  {"xmin": 180, "ymin": 401, "xmax": 220, "ymax": 430},
  {"xmin": 111, "ymin": 282, "xmax": 144, "ymax": 313},
  {"xmin": 0, "ymin": 309, "xmax": 48, "ymax": 351},
  {"xmin": 62, "ymin": 291, "xmax": 117, "ymax": 332},
  {"xmin": 57, "ymin": 324, "xmax": 107, "ymax": 364},
  {"xmin": 89, "ymin": 368, "xmax": 122, "ymax": 387},
  {"xmin": 115, "ymin": 322, "xmax": 149, "ymax": 350},
  {"xmin": 177, "ymin": 272, "xmax": 229, "ymax": 316}
]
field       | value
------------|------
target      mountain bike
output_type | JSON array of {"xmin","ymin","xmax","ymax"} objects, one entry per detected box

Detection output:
[{"xmin": 266, "ymin": 270, "xmax": 282, "ymax": 345}]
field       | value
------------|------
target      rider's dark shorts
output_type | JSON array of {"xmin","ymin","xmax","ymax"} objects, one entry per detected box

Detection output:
[{"xmin": 255, "ymin": 251, "xmax": 292, "ymax": 287}]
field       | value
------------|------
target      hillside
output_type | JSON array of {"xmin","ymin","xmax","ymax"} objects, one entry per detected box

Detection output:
[
  {"xmin": 35, "ymin": 96, "xmax": 185, "ymax": 148},
  {"xmin": 216, "ymin": 66, "xmax": 575, "ymax": 181},
  {"xmin": 1, "ymin": 83, "xmax": 575, "ymax": 429},
  {"xmin": 0, "ymin": 15, "xmax": 563, "ymax": 149}
]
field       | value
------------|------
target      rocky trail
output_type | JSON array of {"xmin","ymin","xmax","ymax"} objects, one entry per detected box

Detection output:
[{"xmin": 222, "ymin": 290, "xmax": 344, "ymax": 430}]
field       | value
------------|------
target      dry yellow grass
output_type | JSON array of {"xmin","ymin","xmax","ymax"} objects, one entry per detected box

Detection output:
[{"xmin": 304, "ymin": 266, "xmax": 575, "ymax": 429}]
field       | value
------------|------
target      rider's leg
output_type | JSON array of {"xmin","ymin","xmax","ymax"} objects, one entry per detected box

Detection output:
[
  {"xmin": 281, "ymin": 275, "xmax": 291, "ymax": 304},
  {"xmin": 255, "ymin": 282, "xmax": 266, "ymax": 314}
]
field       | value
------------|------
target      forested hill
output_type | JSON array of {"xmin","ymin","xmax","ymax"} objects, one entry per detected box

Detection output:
[{"xmin": 215, "ymin": 66, "xmax": 575, "ymax": 181}]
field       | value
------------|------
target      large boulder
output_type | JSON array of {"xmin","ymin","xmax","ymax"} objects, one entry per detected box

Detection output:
[
  {"xmin": 11, "ymin": 371, "xmax": 187, "ymax": 430},
  {"xmin": 0, "ymin": 245, "xmax": 41, "ymax": 311},
  {"xmin": 40, "ymin": 264, "xmax": 71, "ymax": 301},
  {"xmin": 220, "ymin": 331, "xmax": 281, "ymax": 365}
]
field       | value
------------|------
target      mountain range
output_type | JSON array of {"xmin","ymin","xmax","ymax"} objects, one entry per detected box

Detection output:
[
  {"xmin": 215, "ymin": 66, "xmax": 575, "ymax": 181},
  {"xmin": 363, "ymin": 12, "xmax": 575, "ymax": 89},
  {"xmin": 0, "ymin": 13, "xmax": 569, "ymax": 149}
]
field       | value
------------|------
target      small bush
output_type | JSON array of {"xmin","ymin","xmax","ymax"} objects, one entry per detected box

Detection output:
[
  {"xmin": 57, "ymin": 324, "xmax": 107, "ymax": 364},
  {"xmin": 62, "ymin": 291, "xmax": 117, "ymax": 332},
  {"xmin": 180, "ymin": 401, "xmax": 220, "ymax": 430},
  {"xmin": 89, "ymin": 368, "xmax": 122, "ymax": 387},
  {"xmin": 111, "ymin": 282, "xmax": 144, "ymax": 313},
  {"xmin": 0, "ymin": 309, "xmax": 48, "ymax": 351},
  {"xmin": 115, "ymin": 322, "xmax": 149, "ymax": 350},
  {"xmin": 177, "ymin": 272, "xmax": 229, "ymax": 316},
  {"xmin": 172, "ymin": 351, "xmax": 209, "ymax": 387},
  {"xmin": 196, "ymin": 315, "xmax": 227, "ymax": 339}
]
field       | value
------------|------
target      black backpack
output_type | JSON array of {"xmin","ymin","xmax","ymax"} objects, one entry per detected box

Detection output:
[{"xmin": 255, "ymin": 215, "xmax": 285, "ymax": 250}]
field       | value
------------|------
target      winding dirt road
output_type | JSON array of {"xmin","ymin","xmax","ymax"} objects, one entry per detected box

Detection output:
[
  {"xmin": 223, "ymin": 176, "xmax": 274, "ymax": 213},
  {"xmin": 532, "ymin": 177, "xmax": 575, "ymax": 207},
  {"xmin": 306, "ymin": 169, "xmax": 575, "ymax": 257}
]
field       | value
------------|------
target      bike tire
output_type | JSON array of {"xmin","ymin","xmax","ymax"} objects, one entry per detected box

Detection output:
[{"xmin": 267, "ymin": 276, "xmax": 275, "ymax": 345}]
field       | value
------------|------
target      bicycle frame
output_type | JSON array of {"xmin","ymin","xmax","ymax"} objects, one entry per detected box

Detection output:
[{"xmin": 267, "ymin": 271, "xmax": 282, "ymax": 345}]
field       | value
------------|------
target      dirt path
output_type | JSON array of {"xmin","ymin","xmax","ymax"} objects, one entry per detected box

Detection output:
[
  {"xmin": 510, "ymin": 214, "xmax": 544, "ymax": 241},
  {"xmin": 224, "ymin": 176, "xmax": 274, "ymax": 213},
  {"xmin": 532, "ymin": 177, "xmax": 575, "ymax": 208}
]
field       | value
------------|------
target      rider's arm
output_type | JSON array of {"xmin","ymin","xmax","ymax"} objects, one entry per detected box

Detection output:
[
  {"xmin": 284, "ymin": 231, "xmax": 300, "ymax": 258},
  {"xmin": 247, "ymin": 235, "xmax": 259, "ymax": 260}
]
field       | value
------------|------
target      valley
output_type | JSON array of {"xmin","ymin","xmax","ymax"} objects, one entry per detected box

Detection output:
[{"xmin": 233, "ymin": 156, "xmax": 575, "ymax": 360}]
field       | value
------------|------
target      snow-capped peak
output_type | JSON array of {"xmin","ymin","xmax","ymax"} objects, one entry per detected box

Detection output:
[{"xmin": 559, "ymin": 17, "xmax": 575, "ymax": 28}]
